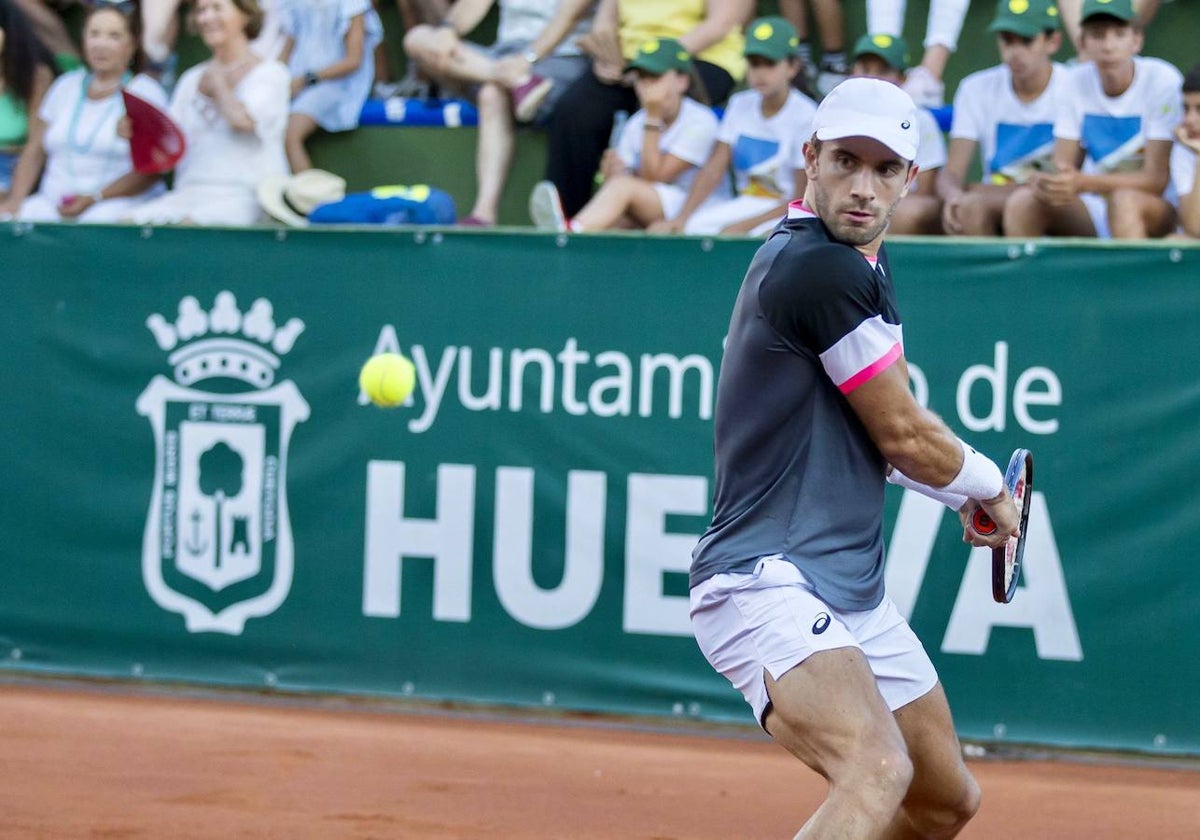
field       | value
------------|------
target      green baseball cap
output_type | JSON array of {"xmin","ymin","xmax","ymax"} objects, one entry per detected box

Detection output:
[
  {"xmin": 989, "ymin": 0, "xmax": 1062, "ymax": 37},
  {"xmin": 851, "ymin": 33, "xmax": 911, "ymax": 72},
  {"xmin": 1080, "ymin": 0, "xmax": 1136, "ymax": 23},
  {"xmin": 625, "ymin": 37, "xmax": 693, "ymax": 75},
  {"xmin": 744, "ymin": 16, "xmax": 800, "ymax": 62}
]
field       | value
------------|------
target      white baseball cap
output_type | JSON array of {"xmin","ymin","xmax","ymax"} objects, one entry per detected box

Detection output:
[{"xmin": 811, "ymin": 77, "xmax": 920, "ymax": 162}]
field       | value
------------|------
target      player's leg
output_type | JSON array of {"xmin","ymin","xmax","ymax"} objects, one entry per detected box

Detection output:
[
  {"xmin": 1107, "ymin": 188, "xmax": 1176, "ymax": 239},
  {"xmin": 765, "ymin": 651, "xmax": 915, "ymax": 838},
  {"xmin": 691, "ymin": 558, "xmax": 914, "ymax": 839},
  {"xmin": 883, "ymin": 684, "xmax": 981, "ymax": 839},
  {"xmin": 466, "ymin": 81, "xmax": 515, "ymax": 225}
]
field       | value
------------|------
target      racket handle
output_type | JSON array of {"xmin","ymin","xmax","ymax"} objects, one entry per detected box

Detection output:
[{"xmin": 972, "ymin": 508, "xmax": 997, "ymax": 535}]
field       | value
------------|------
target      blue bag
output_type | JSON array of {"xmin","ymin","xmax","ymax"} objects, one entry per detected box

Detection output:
[{"xmin": 309, "ymin": 184, "xmax": 457, "ymax": 225}]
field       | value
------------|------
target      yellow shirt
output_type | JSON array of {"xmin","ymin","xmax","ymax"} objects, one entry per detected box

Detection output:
[{"xmin": 619, "ymin": 0, "xmax": 745, "ymax": 82}]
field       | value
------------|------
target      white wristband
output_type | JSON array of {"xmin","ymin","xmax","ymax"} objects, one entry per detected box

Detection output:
[
  {"xmin": 939, "ymin": 440, "xmax": 1004, "ymax": 501},
  {"xmin": 887, "ymin": 467, "xmax": 967, "ymax": 510}
]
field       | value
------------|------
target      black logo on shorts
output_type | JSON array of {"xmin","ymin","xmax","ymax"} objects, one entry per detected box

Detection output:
[{"xmin": 812, "ymin": 612, "xmax": 831, "ymax": 634}]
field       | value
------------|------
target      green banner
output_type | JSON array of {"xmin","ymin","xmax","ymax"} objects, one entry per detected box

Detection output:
[{"xmin": 1, "ymin": 224, "xmax": 1197, "ymax": 756}]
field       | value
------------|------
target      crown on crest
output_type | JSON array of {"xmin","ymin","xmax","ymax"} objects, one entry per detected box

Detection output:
[{"xmin": 147, "ymin": 292, "xmax": 305, "ymax": 389}]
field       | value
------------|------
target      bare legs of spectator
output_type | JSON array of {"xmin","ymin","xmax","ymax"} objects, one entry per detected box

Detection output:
[
  {"xmin": 571, "ymin": 174, "xmax": 665, "ymax": 232},
  {"xmin": 1002, "ymin": 187, "xmax": 1096, "ymax": 236},
  {"xmin": 780, "ymin": 0, "xmax": 847, "ymax": 94},
  {"xmin": 890, "ymin": 194, "xmax": 943, "ymax": 234},
  {"xmin": 285, "ymin": 113, "xmax": 319, "ymax": 173},
  {"xmin": 403, "ymin": 28, "xmax": 529, "ymax": 91},
  {"xmin": 946, "ymin": 188, "xmax": 1012, "ymax": 236},
  {"xmin": 11, "ymin": 0, "xmax": 78, "ymax": 63},
  {"xmin": 867, "ymin": 0, "xmax": 968, "ymax": 105},
  {"xmin": 375, "ymin": 0, "xmax": 446, "ymax": 97},
  {"xmin": 466, "ymin": 80, "xmax": 515, "ymax": 225},
  {"xmin": 141, "ymin": 0, "xmax": 182, "ymax": 75},
  {"xmin": 1108, "ymin": 188, "xmax": 1175, "ymax": 238}
]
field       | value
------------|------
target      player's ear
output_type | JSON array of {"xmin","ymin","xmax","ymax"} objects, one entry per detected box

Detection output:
[
  {"xmin": 902, "ymin": 163, "xmax": 919, "ymax": 196},
  {"xmin": 803, "ymin": 138, "xmax": 820, "ymax": 173}
]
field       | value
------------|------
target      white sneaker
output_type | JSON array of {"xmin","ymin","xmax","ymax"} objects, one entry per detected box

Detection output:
[
  {"xmin": 902, "ymin": 65, "xmax": 945, "ymax": 108},
  {"xmin": 816, "ymin": 65, "xmax": 848, "ymax": 97},
  {"xmin": 529, "ymin": 180, "xmax": 567, "ymax": 231}
]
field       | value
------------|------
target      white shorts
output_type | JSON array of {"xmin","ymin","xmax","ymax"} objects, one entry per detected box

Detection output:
[
  {"xmin": 652, "ymin": 182, "xmax": 688, "ymax": 221},
  {"xmin": 683, "ymin": 195, "xmax": 783, "ymax": 236},
  {"xmin": 690, "ymin": 555, "xmax": 938, "ymax": 727},
  {"xmin": 1080, "ymin": 191, "xmax": 1112, "ymax": 239}
]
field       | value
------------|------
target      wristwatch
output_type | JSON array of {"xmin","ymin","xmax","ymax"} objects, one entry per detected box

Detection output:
[
  {"xmin": 304, "ymin": 71, "xmax": 320, "ymax": 87},
  {"xmin": 522, "ymin": 49, "xmax": 540, "ymax": 65}
]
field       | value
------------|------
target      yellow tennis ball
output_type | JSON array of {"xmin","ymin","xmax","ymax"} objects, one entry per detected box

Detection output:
[{"xmin": 359, "ymin": 352, "xmax": 415, "ymax": 408}]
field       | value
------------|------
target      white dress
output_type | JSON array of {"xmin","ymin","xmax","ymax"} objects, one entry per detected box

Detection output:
[
  {"xmin": 131, "ymin": 60, "xmax": 290, "ymax": 226},
  {"xmin": 19, "ymin": 69, "xmax": 168, "ymax": 223},
  {"xmin": 280, "ymin": 0, "xmax": 382, "ymax": 132}
]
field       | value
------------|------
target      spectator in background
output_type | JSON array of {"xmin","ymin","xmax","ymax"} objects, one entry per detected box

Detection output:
[
  {"xmin": 1172, "ymin": 64, "xmax": 1199, "ymax": 238},
  {"xmin": 404, "ymin": 0, "xmax": 593, "ymax": 227},
  {"xmin": 849, "ymin": 32, "xmax": 946, "ymax": 234},
  {"xmin": 778, "ymin": 0, "xmax": 846, "ymax": 95},
  {"xmin": 651, "ymin": 16, "xmax": 817, "ymax": 237},
  {"xmin": 528, "ymin": 36, "xmax": 721, "ymax": 232},
  {"xmin": 1056, "ymin": 0, "xmax": 1158, "ymax": 59},
  {"xmin": 130, "ymin": 0, "xmax": 289, "ymax": 224},
  {"xmin": 545, "ymin": 0, "xmax": 751, "ymax": 218},
  {"xmin": 1003, "ymin": 0, "xmax": 1180, "ymax": 239},
  {"xmin": 12, "ymin": 0, "xmax": 80, "ymax": 69},
  {"xmin": 0, "ymin": 2, "xmax": 169, "ymax": 221},
  {"xmin": 867, "ymin": 0, "xmax": 971, "ymax": 106},
  {"xmin": 938, "ymin": 0, "xmax": 1067, "ymax": 236},
  {"xmin": 0, "ymin": 0, "xmax": 56, "ymax": 204},
  {"xmin": 277, "ymin": 0, "xmax": 382, "ymax": 172},
  {"xmin": 372, "ymin": 0, "xmax": 445, "ymax": 98}
]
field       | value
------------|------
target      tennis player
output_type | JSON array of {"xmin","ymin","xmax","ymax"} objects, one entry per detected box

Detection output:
[{"xmin": 690, "ymin": 77, "xmax": 1020, "ymax": 838}]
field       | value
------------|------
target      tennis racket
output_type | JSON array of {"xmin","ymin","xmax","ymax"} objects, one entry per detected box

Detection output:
[{"xmin": 970, "ymin": 449, "xmax": 1033, "ymax": 604}]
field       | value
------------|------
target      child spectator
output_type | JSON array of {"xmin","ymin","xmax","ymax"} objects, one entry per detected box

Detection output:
[
  {"xmin": 849, "ymin": 32, "xmax": 947, "ymax": 234},
  {"xmin": 0, "ymin": 3, "xmax": 168, "ymax": 222},
  {"xmin": 1173, "ymin": 64, "xmax": 1199, "ymax": 238},
  {"xmin": 130, "ymin": 0, "xmax": 290, "ymax": 225},
  {"xmin": 938, "ymin": 0, "xmax": 1068, "ymax": 236},
  {"xmin": 0, "ymin": 0, "xmax": 55, "ymax": 206},
  {"xmin": 403, "ymin": 0, "xmax": 594, "ymax": 227},
  {"xmin": 867, "ymin": 0, "xmax": 971, "ymax": 106},
  {"xmin": 650, "ymin": 16, "xmax": 817, "ymax": 237},
  {"xmin": 544, "ymin": 0, "xmax": 751, "ymax": 218},
  {"xmin": 1003, "ymin": 0, "xmax": 1181, "ymax": 239},
  {"xmin": 277, "ymin": 0, "xmax": 382, "ymax": 172},
  {"xmin": 528, "ymin": 36, "xmax": 722, "ymax": 233}
]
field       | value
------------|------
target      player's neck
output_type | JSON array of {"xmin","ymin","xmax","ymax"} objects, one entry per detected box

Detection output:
[{"xmin": 1010, "ymin": 63, "xmax": 1052, "ymax": 101}]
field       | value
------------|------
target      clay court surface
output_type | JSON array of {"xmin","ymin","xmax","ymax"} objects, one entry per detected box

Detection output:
[{"xmin": 2, "ymin": 681, "xmax": 1197, "ymax": 839}]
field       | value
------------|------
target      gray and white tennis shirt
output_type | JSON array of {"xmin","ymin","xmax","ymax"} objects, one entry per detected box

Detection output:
[{"xmin": 690, "ymin": 202, "xmax": 903, "ymax": 611}]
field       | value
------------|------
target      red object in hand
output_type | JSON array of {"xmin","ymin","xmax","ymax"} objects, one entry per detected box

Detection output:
[
  {"xmin": 122, "ymin": 89, "xmax": 186, "ymax": 174},
  {"xmin": 971, "ymin": 508, "xmax": 997, "ymax": 535}
]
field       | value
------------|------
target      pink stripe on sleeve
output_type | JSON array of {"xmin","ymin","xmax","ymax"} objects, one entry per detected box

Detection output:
[{"xmin": 838, "ymin": 342, "xmax": 902, "ymax": 394}]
